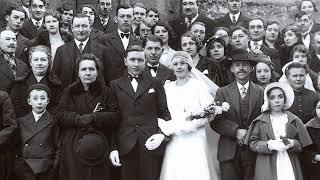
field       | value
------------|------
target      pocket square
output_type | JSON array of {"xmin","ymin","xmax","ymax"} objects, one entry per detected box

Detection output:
[
  {"xmin": 148, "ymin": 88, "xmax": 155, "ymax": 93},
  {"xmin": 202, "ymin": 69, "xmax": 209, "ymax": 74}
]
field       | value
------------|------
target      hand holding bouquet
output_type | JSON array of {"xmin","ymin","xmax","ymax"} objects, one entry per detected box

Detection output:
[{"xmin": 188, "ymin": 101, "xmax": 230, "ymax": 121}]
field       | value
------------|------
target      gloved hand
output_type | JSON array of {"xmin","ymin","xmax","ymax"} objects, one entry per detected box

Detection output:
[
  {"xmin": 158, "ymin": 118, "xmax": 176, "ymax": 136},
  {"xmin": 76, "ymin": 114, "xmax": 93, "ymax": 128},
  {"xmin": 267, "ymin": 139, "xmax": 289, "ymax": 152},
  {"xmin": 145, "ymin": 134, "xmax": 165, "ymax": 150},
  {"xmin": 109, "ymin": 150, "xmax": 121, "ymax": 167}
]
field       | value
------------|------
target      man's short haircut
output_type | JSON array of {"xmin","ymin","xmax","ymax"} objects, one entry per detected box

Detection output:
[
  {"xmin": 142, "ymin": 34, "xmax": 164, "ymax": 48},
  {"xmin": 265, "ymin": 20, "xmax": 279, "ymax": 29},
  {"xmin": 285, "ymin": 62, "xmax": 307, "ymax": 77},
  {"xmin": 213, "ymin": 26, "xmax": 230, "ymax": 35},
  {"xmin": 116, "ymin": 4, "xmax": 132, "ymax": 16},
  {"xmin": 190, "ymin": 21, "xmax": 205, "ymax": 29},
  {"xmin": 181, "ymin": 31, "xmax": 202, "ymax": 51},
  {"xmin": 132, "ymin": 2, "xmax": 147, "ymax": 10},
  {"xmin": 30, "ymin": 0, "xmax": 47, "ymax": 6},
  {"xmin": 126, "ymin": 45, "xmax": 144, "ymax": 57},
  {"xmin": 5, "ymin": 5, "xmax": 27, "ymax": 18},
  {"xmin": 72, "ymin": 13, "xmax": 90, "ymax": 23},
  {"xmin": 295, "ymin": 11, "xmax": 310, "ymax": 20},
  {"xmin": 147, "ymin": 7, "xmax": 159, "ymax": 15},
  {"xmin": 57, "ymin": 4, "xmax": 74, "ymax": 14},
  {"xmin": 249, "ymin": 16, "xmax": 265, "ymax": 28},
  {"xmin": 80, "ymin": 4, "xmax": 96, "ymax": 13},
  {"xmin": 229, "ymin": 26, "xmax": 250, "ymax": 36}
]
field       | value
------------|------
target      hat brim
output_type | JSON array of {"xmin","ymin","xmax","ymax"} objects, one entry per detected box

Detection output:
[
  {"xmin": 224, "ymin": 59, "xmax": 258, "ymax": 67},
  {"xmin": 261, "ymin": 82, "xmax": 295, "ymax": 112}
]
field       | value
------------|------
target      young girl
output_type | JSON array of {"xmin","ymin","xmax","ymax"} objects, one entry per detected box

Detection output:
[
  {"xmin": 304, "ymin": 99, "xmax": 320, "ymax": 180},
  {"xmin": 245, "ymin": 82, "xmax": 312, "ymax": 180}
]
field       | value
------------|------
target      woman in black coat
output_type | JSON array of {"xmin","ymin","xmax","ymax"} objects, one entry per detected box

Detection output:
[
  {"xmin": 10, "ymin": 45, "xmax": 62, "ymax": 118},
  {"xmin": 56, "ymin": 53, "xmax": 120, "ymax": 180}
]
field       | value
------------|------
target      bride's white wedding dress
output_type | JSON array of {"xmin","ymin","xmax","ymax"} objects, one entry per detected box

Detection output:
[{"xmin": 159, "ymin": 78, "xmax": 219, "ymax": 180}]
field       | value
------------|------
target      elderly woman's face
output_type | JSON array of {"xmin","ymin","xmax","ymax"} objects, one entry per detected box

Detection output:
[
  {"xmin": 208, "ymin": 41, "xmax": 224, "ymax": 60},
  {"xmin": 171, "ymin": 57, "xmax": 190, "ymax": 79},
  {"xmin": 267, "ymin": 88, "xmax": 285, "ymax": 112},
  {"xmin": 30, "ymin": 51, "xmax": 49, "ymax": 76},
  {"xmin": 255, "ymin": 62, "xmax": 271, "ymax": 84},
  {"xmin": 284, "ymin": 30, "xmax": 299, "ymax": 47},
  {"xmin": 78, "ymin": 60, "xmax": 98, "ymax": 85},
  {"xmin": 181, "ymin": 36, "xmax": 198, "ymax": 57}
]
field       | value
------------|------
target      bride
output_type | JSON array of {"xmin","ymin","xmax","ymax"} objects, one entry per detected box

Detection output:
[{"xmin": 158, "ymin": 51, "xmax": 219, "ymax": 180}]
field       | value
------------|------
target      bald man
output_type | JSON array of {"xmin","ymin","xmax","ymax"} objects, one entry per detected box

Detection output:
[{"xmin": 0, "ymin": 30, "xmax": 28, "ymax": 92}]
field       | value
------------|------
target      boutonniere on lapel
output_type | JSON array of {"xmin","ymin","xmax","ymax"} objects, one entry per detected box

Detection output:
[
  {"xmin": 148, "ymin": 88, "xmax": 155, "ymax": 93},
  {"xmin": 187, "ymin": 101, "xmax": 230, "ymax": 121}
]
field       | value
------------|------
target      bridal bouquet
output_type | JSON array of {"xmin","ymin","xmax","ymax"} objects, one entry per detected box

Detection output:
[{"xmin": 188, "ymin": 101, "xmax": 230, "ymax": 120}]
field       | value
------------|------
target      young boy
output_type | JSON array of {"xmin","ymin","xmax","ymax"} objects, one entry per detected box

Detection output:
[{"xmin": 15, "ymin": 84, "xmax": 59, "ymax": 180}]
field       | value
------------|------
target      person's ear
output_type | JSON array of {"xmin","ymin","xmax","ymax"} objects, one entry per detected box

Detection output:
[
  {"xmin": 5, "ymin": 15, "xmax": 9, "ymax": 22},
  {"xmin": 47, "ymin": 97, "xmax": 50, "ymax": 104},
  {"xmin": 27, "ymin": 98, "xmax": 31, "ymax": 106},
  {"xmin": 124, "ymin": 58, "xmax": 128, "ymax": 66}
]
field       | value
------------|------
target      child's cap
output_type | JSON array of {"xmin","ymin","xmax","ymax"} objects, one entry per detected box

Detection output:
[{"xmin": 27, "ymin": 84, "xmax": 51, "ymax": 98}]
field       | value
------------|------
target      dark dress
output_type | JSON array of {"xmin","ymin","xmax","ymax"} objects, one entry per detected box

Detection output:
[
  {"xmin": 56, "ymin": 79, "xmax": 120, "ymax": 180},
  {"xmin": 304, "ymin": 117, "xmax": 320, "ymax": 180},
  {"xmin": 10, "ymin": 71, "xmax": 62, "ymax": 118}
]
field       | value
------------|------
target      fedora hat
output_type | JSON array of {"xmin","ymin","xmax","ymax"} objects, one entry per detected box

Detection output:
[
  {"xmin": 224, "ymin": 49, "xmax": 258, "ymax": 66},
  {"xmin": 261, "ymin": 82, "xmax": 295, "ymax": 112}
]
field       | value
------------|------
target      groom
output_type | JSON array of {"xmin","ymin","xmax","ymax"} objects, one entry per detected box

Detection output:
[
  {"xmin": 109, "ymin": 45, "xmax": 171, "ymax": 180},
  {"xmin": 211, "ymin": 49, "xmax": 264, "ymax": 180}
]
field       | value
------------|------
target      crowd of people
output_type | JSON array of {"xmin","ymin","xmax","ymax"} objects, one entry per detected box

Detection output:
[{"xmin": 1, "ymin": 0, "xmax": 320, "ymax": 180}]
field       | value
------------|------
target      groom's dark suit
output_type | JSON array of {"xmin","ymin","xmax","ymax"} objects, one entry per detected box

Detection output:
[
  {"xmin": 110, "ymin": 72, "xmax": 171, "ymax": 180},
  {"xmin": 211, "ymin": 81, "xmax": 263, "ymax": 180}
]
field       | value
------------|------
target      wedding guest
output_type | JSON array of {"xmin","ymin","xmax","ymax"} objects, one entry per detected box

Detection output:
[
  {"xmin": 132, "ymin": 3, "xmax": 147, "ymax": 34},
  {"xmin": 0, "ymin": 91, "xmax": 17, "ymax": 180},
  {"xmin": 109, "ymin": 45, "xmax": 171, "ymax": 180},
  {"xmin": 280, "ymin": 24, "xmax": 302, "ymax": 67},
  {"xmin": 56, "ymin": 53, "xmax": 120, "ymax": 180},
  {"xmin": 308, "ymin": 30, "xmax": 320, "ymax": 73},
  {"xmin": 158, "ymin": 51, "xmax": 219, "ymax": 180},
  {"xmin": 4, "ymin": 5, "xmax": 30, "ymax": 63},
  {"xmin": 190, "ymin": 22, "xmax": 206, "ymax": 45},
  {"xmin": 205, "ymin": 36, "xmax": 233, "ymax": 86},
  {"xmin": 295, "ymin": 11, "xmax": 314, "ymax": 49},
  {"xmin": 57, "ymin": 4, "xmax": 74, "ymax": 33},
  {"xmin": 14, "ymin": 84, "xmax": 59, "ymax": 180},
  {"xmin": 20, "ymin": 0, "xmax": 47, "ymax": 39},
  {"xmin": 80, "ymin": 4, "xmax": 107, "ymax": 42},
  {"xmin": 146, "ymin": 8, "xmax": 160, "ymax": 26},
  {"xmin": 263, "ymin": 20, "xmax": 281, "ymax": 50},
  {"xmin": 211, "ymin": 49, "xmax": 264, "ymax": 180},
  {"xmin": 298, "ymin": 0, "xmax": 320, "ymax": 33},
  {"xmin": 0, "ymin": 30, "xmax": 28, "ymax": 93},
  {"xmin": 136, "ymin": 19, "xmax": 153, "ymax": 40},
  {"xmin": 31, "ymin": 10, "xmax": 72, "ymax": 62},
  {"xmin": 20, "ymin": 0, "xmax": 30, "ymax": 18},
  {"xmin": 229, "ymin": 26, "xmax": 250, "ymax": 51},
  {"xmin": 252, "ymin": 54, "xmax": 279, "ymax": 89},
  {"xmin": 213, "ymin": 0, "xmax": 250, "ymax": 30},
  {"xmin": 152, "ymin": 21, "xmax": 176, "ymax": 67},
  {"xmin": 93, "ymin": 0, "xmax": 117, "ymax": 34},
  {"xmin": 10, "ymin": 45, "xmax": 62, "ymax": 118},
  {"xmin": 245, "ymin": 82, "xmax": 312, "ymax": 180},
  {"xmin": 181, "ymin": 31, "xmax": 209, "ymax": 74}
]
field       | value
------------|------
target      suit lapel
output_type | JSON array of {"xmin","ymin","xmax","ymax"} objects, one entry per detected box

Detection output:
[
  {"xmin": 260, "ymin": 114, "xmax": 276, "ymax": 140},
  {"xmin": 134, "ymin": 74, "xmax": 152, "ymax": 100},
  {"xmin": 248, "ymin": 82, "xmax": 259, "ymax": 119},
  {"xmin": 227, "ymin": 82, "xmax": 241, "ymax": 118},
  {"xmin": 0, "ymin": 60, "xmax": 15, "ymax": 80},
  {"xmin": 109, "ymin": 32, "xmax": 126, "ymax": 57},
  {"xmin": 21, "ymin": 112, "xmax": 52, "ymax": 144},
  {"xmin": 118, "ymin": 77, "xmax": 136, "ymax": 99}
]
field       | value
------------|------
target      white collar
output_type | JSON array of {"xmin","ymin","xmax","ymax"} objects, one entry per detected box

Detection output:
[
  {"xmin": 147, "ymin": 63, "xmax": 160, "ymax": 67},
  {"xmin": 117, "ymin": 29, "xmax": 130, "ymax": 39},
  {"xmin": 229, "ymin": 12, "xmax": 241, "ymax": 22},
  {"xmin": 74, "ymin": 38, "xmax": 89, "ymax": 49},
  {"xmin": 250, "ymin": 40, "xmax": 263, "ymax": 48},
  {"xmin": 31, "ymin": 18, "xmax": 43, "ymax": 26},
  {"xmin": 316, "ymin": 53, "xmax": 320, "ymax": 60},
  {"xmin": 237, "ymin": 81, "xmax": 249, "ymax": 92},
  {"xmin": 185, "ymin": 13, "xmax": 199, "ymax": 24},
  {"xmin": 32, "ymin": 110, "xmax": 46, "ymax": 122}
]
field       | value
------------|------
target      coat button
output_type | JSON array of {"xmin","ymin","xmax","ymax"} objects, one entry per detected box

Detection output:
[
  {"xmin": 135, "ymin": 125, "xmax": 139, "ymax": 128},
  {"xmin": 39, "ymin": 144, "xmax": 42, "ymax": 146},
  {"xmin": 25, "ymin": 144, "xmax": 29, "ymax": 147}
]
